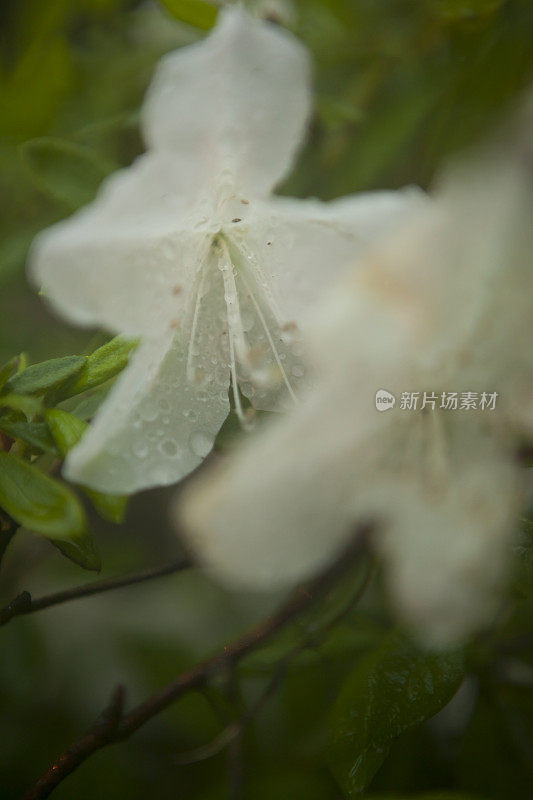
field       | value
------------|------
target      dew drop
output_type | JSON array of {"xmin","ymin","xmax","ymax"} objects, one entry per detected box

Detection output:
[
  {"xmin": 189, "ymin": 431, "xmax": 213, "ymax": 457},
  {"xmin": 291, "ymin": 364, "xmax": 305, "ymax": 378},
  {"xmin": 160, "ymin": 439, "xmax": 179, "ymax": 457},
  {"xmin": 140, "ymin": 403, "xmax": 158, "ymax": 423},
  {"xmin": 133, "ymin": 441, "xmax": 149, "ymax": 459}
]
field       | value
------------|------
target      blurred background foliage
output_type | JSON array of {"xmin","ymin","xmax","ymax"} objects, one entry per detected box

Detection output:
[{"xmin": 0, "ymin": 1, "xmax": 532, "ymax": 798}]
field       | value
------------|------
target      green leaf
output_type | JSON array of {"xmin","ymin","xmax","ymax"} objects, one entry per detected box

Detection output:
[
  {"xmin": 0, "ymin": 355, "xmax": 19, "ymax": 393},
  {"xmin": 0, "ymin": 452, "xmax": 89, "ymax": 543},
  {"xmin": 0, "ymin": 413, "xmax": 59, "ymax": 455},
  {"xmin": 83, "ymin": 487, "xmax": 128, "ymax": 524},
  {"xmin": 6, "ymin": 355, "xmax": 87, "ymax": 396},
  {"xmin": 0, "ymin": 393, "xmax": 43, "ymax": 420},
  {"xmin": 21, "ymin": 137, "xmax": 116, "ymax": 209},
  {"xmin": 45, "ymin": 408, "xmax": 87, "ymax": 457},
  {"xmin": 45, "ymin": 409, "xmax": 128, "ymax": 523},
  {"xmin": 160, "ymin": 0, "xmax": 218, "ymax": 30},
  {"xmin": 68, "ymin": 387, "xmax": 110, "ymax": 421},
  {"xmin": 51, "ymin": 336, "xmax": 138, "ymax": 401},
  {"xmin": 328, "ymin": 631, "xmax": 464, "ymax": 797},
  {"xmin": 51, "ymin": 536, "xmax": 101, "ymax": 572}
]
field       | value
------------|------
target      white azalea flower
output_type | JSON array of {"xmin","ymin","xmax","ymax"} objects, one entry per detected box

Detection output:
[
  {"xmin": 29, "ymin": 7, "xmax": 420, "ymax": 493},
  {"xmin": 178, "ymin": 130, "xmax": 533, "ymax": 645}
]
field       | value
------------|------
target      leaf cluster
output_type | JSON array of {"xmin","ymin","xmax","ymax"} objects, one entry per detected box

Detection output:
[{"xmin": 0, "ymin": 336, "xmax": 136, "ymax": 569}]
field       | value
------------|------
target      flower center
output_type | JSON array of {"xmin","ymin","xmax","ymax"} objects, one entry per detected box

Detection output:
[{"xmin": 183, "ymin": 233, "xmax": 304, "ymax": 425}]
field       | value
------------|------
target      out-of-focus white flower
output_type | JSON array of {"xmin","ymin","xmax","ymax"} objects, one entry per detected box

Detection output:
[
  {"xmin": 29, "ymin": 7, "xmax": 420, "ymax": 494},
  {"xmin": 178, "ymin": 127, "xmax": 533, "ymax": 645}
]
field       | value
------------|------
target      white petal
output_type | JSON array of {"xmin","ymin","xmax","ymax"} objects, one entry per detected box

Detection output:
[
  {"xmin": 178, "ymin": 364, "xmax": 387, "ymax": 589},
  {"xmin": 234, "ymin": 187, "xmax": 425, "ymax": 326},
  {"xmin": 378, "ymin": 448, "xmax": 519, "ymax": 646},
  {"xmin": 29, "ymin": 152, "xmax": 209, "ymax": 337},
  {"xmin": 65, "ymin": 267, "xmax": 232, "ymax": 493},
  {"xmin": 142, "ymin": 7, "xmax": 311, "ymax": 196}
]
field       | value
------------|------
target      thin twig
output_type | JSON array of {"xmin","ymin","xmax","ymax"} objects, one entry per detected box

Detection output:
[
  {"xmin": 0, "ymin": 556, "xmax": 191, "ymax": 626},
  {"xmin": 22, "ymin": 524, "xmax": 372, "ymax": 800},
  {"xmin": 175, "ymin": 550, "xmax": 377, "ymax": 768}
]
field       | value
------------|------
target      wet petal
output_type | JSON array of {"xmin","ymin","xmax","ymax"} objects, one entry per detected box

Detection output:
[
  {"xmin": 142, "ymin": 7, "xmax": 311, "ymax": 196},
  {"xmin": 378, "ymin": 442, "xmax": 519, "ymax": 646},
  {"xmin": 29, "ymin": 152, "xmax": 209, "ymax": 337},
  {"xmin": 65, "ymin": 267, "xmax": 231, "ymax": 494},
  {"xmin": 235, "ymin": 188, "xmax": 425, "ymax": 325},
  {"xmin": 178, "ymin": 365, "xmax": 387, "ymax": 589}
]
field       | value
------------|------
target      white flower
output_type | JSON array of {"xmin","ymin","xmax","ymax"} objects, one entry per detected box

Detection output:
[
  {"xmin": 30, "ymin": 7, "xmax": 420, "ymax": 493},
  {"xmin": 178, "ymin": 128, "xmax": 533, "ymax": 645}
]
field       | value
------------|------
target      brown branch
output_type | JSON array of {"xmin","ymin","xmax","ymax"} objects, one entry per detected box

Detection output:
[
  {"xmin": 0, "ymin": 556, "xmax": 191, "ymax": 627},
  {"xmin": 176, "ymin": 548, "xmax": 377, "ymax": 768},
  {"xmin": 22, "ymin": 524, "xmax": 372, "ymax": 800}
]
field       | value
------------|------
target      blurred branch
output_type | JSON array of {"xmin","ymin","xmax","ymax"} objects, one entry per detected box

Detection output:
[
  {"xmin": 0, "ymin": 556, "xmax": 192, "ymax": 626},
  {"xmin": 22, "ymin": 524, "xmax": 373, "ymax": 800},
  {"xmin": 204, "ymin": 548, "xmax": 376, "ymax": 772}
]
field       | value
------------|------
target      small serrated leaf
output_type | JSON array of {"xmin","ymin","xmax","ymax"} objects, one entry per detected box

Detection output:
[
  {"xmin": 0, "ymin": 413, "xmax": 59, "ymax": 454},
  {"xmin": 160, "ymin": 0, "xmax": 218, "ymax": 30},
  {"xmin": 49, "ymin": 336, "xmax": 138, "ymax": 403},
  {"xmin": 328, "ymin": 631, "xmax": 464, "ymax": 797},
  {"xmin": 6, "ymin": 355, "xmax": 87, "ymax": 396}
]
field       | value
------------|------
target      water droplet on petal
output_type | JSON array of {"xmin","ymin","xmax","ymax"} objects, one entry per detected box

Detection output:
[
  {"xmin": 133, "ymin": 441, "xmax": 149, "ymax": 459},
  {"xmin": 189, "ymin": 431, "xmax": 213, "ymax": 457},
  {"xmin": 160, "ymin": 439, "xmax": 179, "ymax": 457},
  {"xmin": 140, "ymin": 403, "xmax": 158, "ymax": 423}
]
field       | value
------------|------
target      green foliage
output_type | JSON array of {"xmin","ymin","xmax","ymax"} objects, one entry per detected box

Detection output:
[
  {"xmin": 286, "ymin": 0, "xmax": 533, "ymax": 199},
  {"xmin": 45, "ymin": 407, "xmax": 89, "ymax": 456},
  {"xmin": 21, "ymin": 137, "xmax": 117, "ymax": 209},
  {"xmin": 6, "ymin": 354, "xmax": 87, "ymax": 395},
  {"xmin": 0, "ymin": 341, "xmax": 134, "ymax": 567},
  {"xmin": 0, "ymin": 1, "xmax": 532, "ymax": 797},
  {"xmin": 0, "ymin": 355, "xmax": 20, "ymax": 393},
  {"xmin": 160, "ymin": 0, "xmax": 218, "ymax": 30},
  {"xmin": 0, "ymin": 392, "xmax": 43, "ymax": 419},
  {"xmin": 0, "ymin": 414, "xmax": 59, "ymax": 455},
  {"xmin": 328, "ymin": 631, "xmax": 465, "ymax": 796},
  {"xmin": 0, "ymin": 452, "xmax": 99, "ymax": 569},
  {"xmin": 53, "ymin": 336, "xmax": 138, "ymax": 401},
  {"xmin": 46, "ymin": 408, "xmax": 128, "ymax": 523}
]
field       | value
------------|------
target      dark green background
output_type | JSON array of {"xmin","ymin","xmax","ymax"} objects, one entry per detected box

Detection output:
[{"xmin": 0, "ymin": 1, "xmax": 532, "ymax": 798}]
